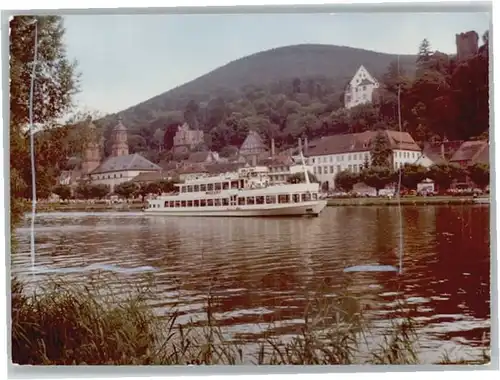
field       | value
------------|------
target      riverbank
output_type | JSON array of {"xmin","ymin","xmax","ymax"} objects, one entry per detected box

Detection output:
[
  {"xmin": 33, "ymin": 195, "xmax": 489, "ymax": 213},
  {"xmin": 326, "ymin": 196, "xmax": 489, "ymax": 207},
  {"xmin": 11, "ymin": 276, "xmax": 489, "ymax": 366},
  {"xmin": 35, "ymin": 202, "xmax": 145, "ymax": 213}
]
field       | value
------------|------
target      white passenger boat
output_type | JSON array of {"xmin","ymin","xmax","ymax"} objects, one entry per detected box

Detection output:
[{"xmin": 144, "ymin": 153, "xmax": 327, "ymax": 217}]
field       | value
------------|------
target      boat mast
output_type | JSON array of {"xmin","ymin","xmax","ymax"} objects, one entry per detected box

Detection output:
[{"xmin": 300, "ymin": 150, "xmax": 310, "ymax": 184}]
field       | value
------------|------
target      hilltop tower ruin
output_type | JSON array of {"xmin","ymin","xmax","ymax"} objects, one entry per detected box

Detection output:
[{"xmin": 456, "ymin": 31, "xmax": 479, "ymax": 62}]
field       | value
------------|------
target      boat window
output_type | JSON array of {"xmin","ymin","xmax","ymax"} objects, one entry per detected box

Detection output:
[
  {"xmin": 278, "ymin": 194, "xmax": 290, "ymax": 204},
  {"xmin": 180, "ymin": 186, "xmax": 185, "ymax": 193},
  {"xmin": 231, "ymin": 180, "xmax": 239, "ymax": 189},
  {"xmin": 207, "ymin": 183, "xmax": 214, "ymax": 191},
  {"xmin": 292, "ymin": 194, "xmax": 300, "ymax": 203},
  {"xmin": 214, "ymin": 183, "xmax": 222, "ymax": 191},
  {"xmin": 164, "ymin": 201, "xmax": 168, "ymax": 207},
  {"xmin": 187, "ymin": 185, "xmax": 193, "ymax": 192},
  {"xmin": 223, "ymin": 182, "xmax": 229, "ymax": 190},
  {"xmin": 187, "ymin": 200, "xmax": 193, "ymax": 207},
  {"xmin": 175, "ymin": 201, "xmax": 181, "ymax": 207},
  {"xmin": 214, "ymin": 199, "xmax": 221, "ymax": 206},
  {"xmin": 207, "ymin": 199, "xmax": 214, "ymax": 206},
  {"xmin": 238, "ymin": 197, "xmax": 245, "ymax": 206},
  {"xmin": 266, "ymin": 195, "xmax": 276, "ymax": 204},
  {"xmin": 256, "ymin": 196, "xmax": 265, "ymax": 205},
  {"xmin": 194, "ymin": 185, "xmax": 200, "ymax": 192},
  {"xmin": 200, "ymin": 184, "xmax": 207, "ymax": 192},
  {"xmin": 222, "ymin": 198, "xmax": 229, "ymax": 206},
  {"xmin": 312, "ymin": 193, "xmax": 318, "ymax": 200},
  {"xmin": 194, "ymin": 199, "xmax": 200, "ymax": 207},
  {"xmin": 181, "ymin": 200, "xmax": 186, "ymax": 207},
  {"xmin": 247, "ymin": 196, "xmax": 255, "ymax": 205},
  {"xmin": 200, "ymin": 199, "xmax": 206, "ymax": 207},
  {"xmin": 302, "ymin": 193, "xmax": 311, "ymax": 202}
]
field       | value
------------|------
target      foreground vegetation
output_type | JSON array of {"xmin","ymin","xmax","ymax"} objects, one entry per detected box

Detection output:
[{"xmin": 11, "ymin": 275, "xmax": 490, "ymax": 366}]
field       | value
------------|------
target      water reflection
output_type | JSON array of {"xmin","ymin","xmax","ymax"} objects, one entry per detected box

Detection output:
[{"xmin": 13, "ymin": 205, "xmax": 490, "ymax": 363}]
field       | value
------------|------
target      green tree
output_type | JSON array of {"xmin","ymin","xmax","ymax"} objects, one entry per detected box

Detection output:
[
  {"xmin": 400, "ymin": 164, "xmax": 428, "ymax": 190},
  {"xmin": 74, "ymin": 181, "xmax": 92, "ymax": 200},
  {"xmin": 136, "ymin": 183, "xmax": 149, "ymax": 201},
  {"xmin": 114, "ymin": 182, "xmax": 138, "ymax": 200},
  {"xmin": 416, "ymin": 38, "xmax": 433, "ymax": 75},
  {"xmin": 89, "ymin": 184, "xmax": 110, "ymax": 199},
  {"xmin": 468, "ymin": 163, "xmax": 489, "ymax": 189},
  {"xmin": 219, "ymin": 145, "xmax": 239, "ymax": 158},
  {"xmin": 10, "ymin": 15, "xmax": 79, "ymax": 219},
  {"xmin": 370, "ymin": 131, "xmax": 392, "ymax": 168},
  {"xmin": 427, "ymin": 163, "xmax": 463, "ymax": 192},
  {"xmin": 184, "ymin": 99, "xmax": 200, "ymax": 129},
  {"xmin": 363, "ymin": 155, "xmax": 370, "ymax": 169},
  {"xmin": 292, "ymin": 77, "xmax": 301, "ymax": 93},
  {"xmin": 153, "ymin": 128, "xmax": 165, "ymax": 152},
  {"xmin": 334, "ymin": 170, "xmax": 359, "ymax": 192},
  {"xmin": 360, "ymin": 166, "xmax": 394, "ymax": 196},
  {"xmin": 146, "ymin": 182, "xmax": 161, "ymax": 195},
  {"xmin": 382, "ymin": 60, "xmax": 406, "ymax": 95},
  {"xmin": 450, "ymin": 50, "xmax": 489, "ymax": 140},
  {"xmin": 52, "ymin": 184, "xmax": 72, "ymax": 201},
  {"xmin": 128, "ymin": 134, "xmax": 148, "ymax": 154},
  {"xmin": 157, "ymin": 180, "xmax": 176, "ymax": 193}
]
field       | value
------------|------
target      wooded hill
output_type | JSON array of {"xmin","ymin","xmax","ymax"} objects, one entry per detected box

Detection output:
[
  {"xmin": 95, "ymin": 44, "xmax": 417, "ymax": 158},
  {"xmin": 94, "ymin": 36, "xmax": 489, "ymax": 164},
  {"xmin": 109, "ymin": 44, "xmax": 417, "ymax": 121}
]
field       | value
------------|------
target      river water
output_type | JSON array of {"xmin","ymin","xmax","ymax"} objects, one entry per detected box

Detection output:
[{"xmin": 12, "ymin": 205, "xmax": 491, "ymax": 364}]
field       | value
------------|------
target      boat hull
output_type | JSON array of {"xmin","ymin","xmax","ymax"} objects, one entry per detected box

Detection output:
[{"xmin": 143, "ymin": 200, "xmax": 327, "ymax": 217}]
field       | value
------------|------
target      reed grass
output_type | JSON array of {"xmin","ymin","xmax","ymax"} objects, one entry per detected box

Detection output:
[{"xmin": 9, "ymin": 275, "xmax": 488, "ymax": 366}]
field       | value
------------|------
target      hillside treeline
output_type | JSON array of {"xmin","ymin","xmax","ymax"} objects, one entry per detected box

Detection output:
[{"xmin": 103, "ymin": 34, "xmax": 489, "ymax": 162}]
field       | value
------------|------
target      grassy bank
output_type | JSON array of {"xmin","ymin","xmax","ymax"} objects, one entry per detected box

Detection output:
[
  {"xmin": 35, "ymin": 202, "xmax": 145, "ymax": 213},
  {"xmin": 326, "ymin": 196, "xmax": 489, "ymax": 207},
  {"xmin": 10, "ymin": 276, "xmax": 490, "ymax": 365}
]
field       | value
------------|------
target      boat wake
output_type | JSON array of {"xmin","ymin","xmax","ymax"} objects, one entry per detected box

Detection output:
[
  {"xmin": 343, "ymin": 264, "xmax": 399, "ymax": 273},
  {"xmin": 29, "ymin": 263, "xmax": 157, "ymax": 275}
]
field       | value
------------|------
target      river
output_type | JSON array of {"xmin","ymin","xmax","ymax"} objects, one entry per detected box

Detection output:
[{"xmin": 12, "ymin": 205, "xmax": 491, "ymax": 364}]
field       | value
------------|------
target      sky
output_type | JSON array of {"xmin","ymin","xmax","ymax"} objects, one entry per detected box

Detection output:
[{"xmin": 62, "ymin": 12, "xmax": 490, "ymax": 116}]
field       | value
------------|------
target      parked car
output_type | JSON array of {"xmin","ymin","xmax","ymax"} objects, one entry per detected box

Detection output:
[{"xmin": 417, "ymin": 190, "xmax": 436, "ymax": 196}]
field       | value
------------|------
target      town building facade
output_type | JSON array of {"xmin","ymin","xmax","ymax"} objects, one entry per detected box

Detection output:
[{"xmin": 303, "ymin": 130, "xmax": 423, "ymax": 190}]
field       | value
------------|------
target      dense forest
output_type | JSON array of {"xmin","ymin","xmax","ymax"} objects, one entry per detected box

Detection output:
[{"xmin": 94, "ymin": 35, "xmax": 489, "ymax": 163}]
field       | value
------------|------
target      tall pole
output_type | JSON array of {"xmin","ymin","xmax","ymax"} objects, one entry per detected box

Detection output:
[
  {"xmin": 28, "ymin": 18, "xmax": 39, "ymax": 272},
  {"xmin": 397, "ymin": 54, "xmax": 403, "ymax": 275}
]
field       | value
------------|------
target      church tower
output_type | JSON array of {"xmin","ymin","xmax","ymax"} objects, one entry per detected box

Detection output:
[
  {"xmin": 81, "ymin": 116, "xmax": 101, "ymax": 175},
  {"xmin": 111, "ymin": 117, "xmax": 129, "ymax": 157}
]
